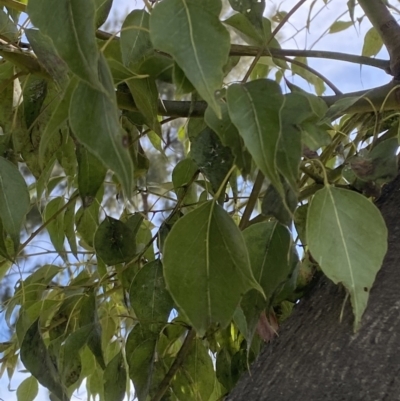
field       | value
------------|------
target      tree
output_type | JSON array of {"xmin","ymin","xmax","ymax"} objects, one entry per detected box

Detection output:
[{"xmin": 0, "ymin": 0, "xmax": 398, "ymax": 400}]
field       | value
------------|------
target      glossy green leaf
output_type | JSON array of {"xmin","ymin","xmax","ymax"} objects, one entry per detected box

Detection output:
[
  {"xmin": 307, "ymin": 186, "xmax": 387, "ymax": 330},
  {"xmin": 69, "ymin": 54, "xmax": 134, "ymax": 196},
  {"xmin": 17, "ymin": 376, "xmax": 38, "ymax": 401},
  {"xmin": 227, "ymin": 79, "xmax": 284, "ymax": 193},
  {"xmin": 104, "ymin": 351, "xmax": 126, "ymax": 401},
  {"xmin": 150, "ymin": 0, "xmax": 230, "ymax": 118},
  {"xmin": 126, "ymin": 324, "xmax": 157, "ymax": 401},
  {"xmin": 163, "ymin": 200, "xmax": 261, "ymax": 335},
  {"xmin": 20, "ymin": 320, "xmax": 69, "ymax": 401},
  {"xmin": 76, "ymin": 144, "xmax": 107, "ymax": 207},
  {"xmin": 129, "ymin": 260, "xmax": 174, "ymax": 328},
  {"xmin": 94, "ymin": 216, "xmax": 136, "ymax": 265},
  {"xmin": 0, "ymin": 157, "xmax": 30, "ymax": 252},
  {"xmin": 362, "ymin": 27, "xmax": 383, "ymax": 57},
  {"xmin": 171, "ymin": 339, "xmax": 215, "ymax": 401},
  {"xmin": 44, "ymin": 197, "xmax": 65, "ymax": 256},
  {"xmin": 79, "ymin": 291, "xmax": 106, "ymax": 369},
  {"xmin": 28, "ymin": 0, "xmax": 100, "ymax": 88},
  {"xmin": 121, "ymin": 10, "xmax": 153, "ymax": 67}
]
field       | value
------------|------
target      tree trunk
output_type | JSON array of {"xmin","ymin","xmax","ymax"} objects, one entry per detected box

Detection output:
[{"xmin": 227, "ymin": 174, "xmax": 400, "ymax": 401}]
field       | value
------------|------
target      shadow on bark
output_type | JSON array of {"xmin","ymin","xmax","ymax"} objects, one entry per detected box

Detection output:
[{"xmin": 227, "ymin": 173, "xmax": 400, "ymax": 401}]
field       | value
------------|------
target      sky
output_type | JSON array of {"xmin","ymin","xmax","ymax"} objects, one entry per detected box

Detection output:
[{"xmin": 0, "ymin": 0, "xmax": 394, "ymax": 400}]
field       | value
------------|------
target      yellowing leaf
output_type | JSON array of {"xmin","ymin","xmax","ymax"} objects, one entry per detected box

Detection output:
[
  {"xmin": 307, "ymin": 187, "xmax": 387, "ymax": 330},
  {"xmin": 362, "ymin": 27, "xmax": 383, "ymax": 58},
  {"xmin": 329, "ymin": 20, "xmax": 353, "ymax": 34}
]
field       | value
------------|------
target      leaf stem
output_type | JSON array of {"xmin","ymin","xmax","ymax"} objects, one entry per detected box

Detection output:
[
  {"xmin": 239, "ymin": 170, "xmax": 264, "ymax": 230},
  {"xmin": 19, "ymin": 194, "xmax": 79, "ymax": 252},
  {"xmin": 150, "ymin": 328, "xmax": 196, "ymax": 401}
]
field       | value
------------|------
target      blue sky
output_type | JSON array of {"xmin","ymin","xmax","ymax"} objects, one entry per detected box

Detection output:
[{"xmin": 0, "ymin": 0, "xmax": 394, "ymax": 400}]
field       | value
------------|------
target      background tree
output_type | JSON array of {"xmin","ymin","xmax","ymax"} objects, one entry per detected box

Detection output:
[{"xmin": 0, "ymin": 0, "xmax": 398, "ymax": 400}]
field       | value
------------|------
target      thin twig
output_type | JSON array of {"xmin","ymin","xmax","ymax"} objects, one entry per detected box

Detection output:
[
  {"xmin": 279, "ymin": 55, "xmax": 342, "ymax": 95},
  {"xmin": 19, "ymin": 194, "xmax": 79, "ymax": 252},
  {"xmin": 150, "ymin": 328, "xmax": 196, "ymax": 401},
  {"xmin": 239, "ymin": 170, "xmax": 265, "ymax": 230},
  {"xmin": 242, "ymin": 0, "xmax": 308, "ymax": 82}
]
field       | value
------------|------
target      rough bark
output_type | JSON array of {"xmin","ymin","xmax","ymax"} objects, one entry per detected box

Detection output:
[{"xmin": 227, "ymin": 173, "xmax": 400, "ymax": 401}]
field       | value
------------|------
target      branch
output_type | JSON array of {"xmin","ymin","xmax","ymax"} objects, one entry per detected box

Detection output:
[
  {"xmin": 150, "ymin": 328, "xmax": 196, "ymax": 401},
  {"xmin": 358, "ymin": 0, "xmax": 400, "ymax": 77},
  {"xmin": 230, "ymin": 44, "xmax": 390, "ymax": 72},
  {"xmin": 96, "ymin": 28, "xmax": 390, "ymax": 72},
  {"xmin": 116, "ymin": 80, "xmax": 400, "ymax": 118}
]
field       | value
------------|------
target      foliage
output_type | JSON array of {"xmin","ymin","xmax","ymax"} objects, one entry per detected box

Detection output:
[{"xmin": 0, "ymin": 0, "xmax": 397, "ymax": 399}]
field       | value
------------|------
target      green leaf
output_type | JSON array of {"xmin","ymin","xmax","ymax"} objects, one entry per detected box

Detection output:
[
  {"xmin": 329, "ymin": 20, "xmax": 353, "ymax": 34},
  {"xmin": 76, "ymin": 188, "xmax": 102, "ymax": 248},
  {"xmin": 174, "ymin": 62, "xmax": 196, "ymax": 95},
  {"xmin": 172, "ymin": 158, "xmax": 198, "ymax": 205},
  {"xmin": 20, "ymin": 320, "xmax": 69, "ymax": 401},
  {"xmin": 126, "ymin": 77, "xmax": 161, "ymax": 137},
  {"xmin": 129, "ymin": 260, "xmax": 174, "ymax": 328},
  {"xmin": 79, "ymin": 291, "xmax": 106, "ymax": 369},
  {"xmin": 171, "ymin": 339, "xmax": 215, "ymax": 401},
  {"xmin": 307, "ymin": 186, "xmax": 387, "ymax": 330},
  {"xmin": 25, "ymin": 28, "xmax": 69, "ymax": 85},
  {"xmin": 126, "ymin": 324, "xmax": 157, "ymax": 401},
  {"xmin": 69, "ymin": 54, "xmax": 134, "ymax": 196},
  {"xmin": 60, "ymin": 325, "xmax": 92, "ymax": 387},
  {"xmin": 120, "ymin": 10, "xmax": 153, "ymax": 68},
  {"xmin": 64, "ymin": 194, "xmax": 78, "ymax": 258},
  {"xmin": 224, "ymin": 13, "xmax": 264, "ymax": 46},
  {"xmin": 150, "ymin": 0, "xmax": 230, "ymax": 118},
  {"xmin": 28, "ymin": 0, "xmax": 100, "ymax": 88},
  {"xmin": 94, "ymin": 0, "xmax": 113, "ymax": 28},
  {"xmin": 0, "ymin": 157, "xmax": 30, "ymax": 253},
  {"xmin": 0, "ymin": 9, "xmax": 19, "ymax": 42},
  {"xmin": 204, "ymin": 103, "xmax": 251, "ymax": 176},
  {"xmin": 362, "ymin": 27, "xmax": 383, "ymax": 57},
  {"xmin": 163, "ymin": 200, "xmax": 262, "ymax": 335},
  {"xmin": 44, "ymin": 197, "xmax": 65, "ymax": 256},
  {"xmin": 262, "ymin": 182, "xmax": 297, "ymax": 226},
  {"xmin": 190, "ymin": 127, "xmax": 234, "ymax": 201},
  {"xmin": 240, "ymin": 222, "xmax": 296, "ymax": 343},
  {"xmin": 94, "ymin": 216, "xmax": 137, "ymax": 265},
  {"xmin": 227, "ymin": 79, "xmax": 284, "ymax": 194},
  {"xmin": 76, "ymin": 143, "xmax": 107, "ymax": 207},
  {"xmin": 39, "ymin": 77, "xmax": 78, "ymax": 165},
  {"xmin": 104, "ymin": 351, "xmax": 126, "ymax": 401},
  {"xmin": 17, "ymin": 376, "xmax": 38, "ymax": 401}
]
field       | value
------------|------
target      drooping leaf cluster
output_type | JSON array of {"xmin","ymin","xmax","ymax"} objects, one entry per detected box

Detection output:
[{"xmin": 0, "ymin": 0, "xmax": 394, "ymax": 400}]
